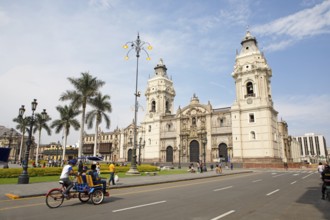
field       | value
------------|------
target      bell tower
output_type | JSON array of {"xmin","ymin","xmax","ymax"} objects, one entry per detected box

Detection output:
[
  {"xmin": 231, "ymin": 31, "xmax": 281, "ymax": 166},
  {"xmin": 145, "ymin": 59, "xmax": 175, "ymax": 119},
  {"xmin": 142, "ymin": 59, "xmax": 176, "ymax": 161}
]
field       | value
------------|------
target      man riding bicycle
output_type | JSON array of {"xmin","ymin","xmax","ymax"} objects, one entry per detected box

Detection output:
[{"xmin": 59, "ymin": 159, "xmax": 77, "ymax": 198}]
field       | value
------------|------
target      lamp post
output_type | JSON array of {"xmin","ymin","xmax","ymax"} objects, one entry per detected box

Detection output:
[
  {"xmin": 56, "ymin": 141, "xmax": 60, "ymax": 167},
  {"xmin": 123, "ymin": 33, "xmax": 152, "ymax": 175},
  {"xmin": 18, "ymin": 99, "xmax": 47, "ymax": 184},
  {"xmin": 138, "ymin": 137, "xmax": 145, "ymax": 165},
  {"xmin": 202, "ymin": 136, "xmax": 207, "ymax": 165},
  {"xmin": 178, "ymin": 144, "xmax": 181, "ymax": 169}
]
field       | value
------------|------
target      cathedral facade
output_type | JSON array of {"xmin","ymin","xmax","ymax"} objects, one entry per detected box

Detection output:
[{"xmin": 82, "ymin": 32, "xmax": 301, "ymax": 168}]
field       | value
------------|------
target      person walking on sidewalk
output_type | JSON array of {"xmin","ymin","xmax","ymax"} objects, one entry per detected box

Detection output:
[{"xmin": 108, "ymin": 161, "xmax": 116, "ymax": 185}]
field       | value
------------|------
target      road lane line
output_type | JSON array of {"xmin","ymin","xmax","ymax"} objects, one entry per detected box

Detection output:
[
  {"xmin": 112, "ymin": 200, "xmax": 166, "ymax": 213},
  {"xmin": 266, "ymin": 189, "xmax": 280, "ymax": 196},
  {"xmin": 272, "ymin": 173, "xmax": 286, "ymax": 178},
  {"xmin": 291, "ymin": 181, "xmax": 297, "ymax": 185},
  {"xmin": 213, "ymin": 186, "xmax": 233, "ymax": 191},
  {"xmin": 302, "ymin": 173, "xmax": 314, "ymax": 179},
  {"xmin": 252, "ymin": 179, "xmax": 262, "ymax": 183},
  {"xmin": 211, "ymin": 210, "xmax": 236, "ymax": 220}
]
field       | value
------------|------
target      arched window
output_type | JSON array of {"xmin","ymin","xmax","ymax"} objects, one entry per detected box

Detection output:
[
  {"xmin": 246, "ymin": 82, "xmax": 254, "ymax": 96},
  {"xmin": 167, "ymin": 123, "xmax": 171, "ymax": 131},
  {"xmin": 250, "ymin": 131, "xmax": 256, "ymax": 140},
  {"xmin": 151, "ymin": 101, "xmax": 156, "ymax": 112},
  {"xmin": 166, "ymin": 101, "xmax": 170, "ymax": 113}
]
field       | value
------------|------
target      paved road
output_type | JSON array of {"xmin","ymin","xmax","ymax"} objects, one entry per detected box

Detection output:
[
  {"xmin": 1, "ymin": 169, "xmax": 328, "ymax": 220},
  {"xmin": 0, "ymin": 168, "xmax": 251, "ymax": 199}
]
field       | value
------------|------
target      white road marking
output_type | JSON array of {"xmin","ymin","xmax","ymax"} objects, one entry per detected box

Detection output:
[
  {"xmin": 211, "ymin": 210, "xmax": 236, "ymax": 220},
  {"xmin": 273, "ymin": 173, "xmax": 286, "ymax": 178},
  {"xmin": 302, "ymin": 173, "xmax": 314, "ymax": 179},
  {"xmin": 266, "ymin": 189, "xmax": 280, "ymax": 196},
  {"xmin": 293, "ymin": 174, "xmax": 299, "ymax": 176},
  {"xmin": 112, "ymin": 200, "xmax": 166, "ymax": 213},
  {"xmin": 291, "ymin": 181, "xmax": 297, "ymax": 185},
  {"xmin": 252, "ymin": 179, "xmax": 262, "ymax": 183},
  {"xmin": 213, "ymin": 186, "xmax": 233, "ymax": 191}
]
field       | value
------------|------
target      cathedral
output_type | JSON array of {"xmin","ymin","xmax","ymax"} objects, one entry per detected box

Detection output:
[{"xmin": 82, "ymin": 31, "xmax": 301, "ymax": 168}]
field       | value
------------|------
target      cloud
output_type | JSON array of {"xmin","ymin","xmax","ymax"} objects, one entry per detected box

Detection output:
[
  {"xmin": 0, "ymin": 8, "xmax": 10, "ymax": 26},
  {"xmin": 252, "ymin": 0, "xmax": 330, "ymax": 51},
  {"xmin": 275, "ymin": 94, "xmax": 330, "ymax": 140},
  {"xmin": 88, "ymin": 0, "xmax": 113, "ymax": 10}
]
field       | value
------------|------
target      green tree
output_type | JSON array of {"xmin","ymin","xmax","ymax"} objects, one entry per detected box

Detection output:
[
  {"xmin": 12, "ymin": 116, "xmax": 29, "ymax": 162},
  {"xmin": 51, "ymin": 104, "xmax": 80, "ymax": 166},
  {"xmin": 60, "ymin": 72, "xmax": 105, "ymax": 157},
  {"xmin": 33, "ymin": 113, "xmax": 52, "ymax": 166},
  {"xmin": 86, "ymin": 93, "xmax": 112, "ymax": 156}
]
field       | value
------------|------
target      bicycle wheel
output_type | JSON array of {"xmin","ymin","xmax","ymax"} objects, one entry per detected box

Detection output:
[
  {"xmin": 90, "ymin": 189, "xmax": 104, "ymax": 205},
  {"xmin": 45, "ymin": 189, "xmax": 64, "ymax": 208},
  {"xmin": 78, "ymin": 192, "xmax": 90, "ymax": 203}
]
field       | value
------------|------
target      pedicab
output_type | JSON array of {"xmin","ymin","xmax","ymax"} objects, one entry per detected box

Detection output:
[{"xmin": 45, "ymin": 156, "xmax": 108, "ymax": 208}]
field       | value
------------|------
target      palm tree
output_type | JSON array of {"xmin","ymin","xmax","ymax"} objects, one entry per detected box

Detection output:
[
  {"xmin": 86, "ymin": 93, "xmax": 112, "ymax": 156},
  {"xmin": 12, "ymin": 116, "xmax": 29, "ymax": 163},
  {"xmin": 60, "ymin": 72, "xmax": 105, "ymax": 158},
  {"xmin": 51, "ymin": 104, "xmax": 80, "ymax": 166},
  {"xmin": 33, "ymin": 113, "xmax": 52, "ymax": 166}
]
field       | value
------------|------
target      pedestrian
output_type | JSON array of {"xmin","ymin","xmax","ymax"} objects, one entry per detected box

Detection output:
[
  {"xmin": 215, "ymin": 164, "xmax": 221, "ymax": 174},
  {"xmin": 108, "ymin": 161, "xmax": 116, "ymax": 185},
  {"xmin": 230, "ymin": 163, "xmax": 233, "ymax": 170},
  {"xmin": 218, "ymin": 162, "xmax": 223, "ymax": 173},
  {"xmin": 318, "ymin": 162, "xmax": 324, "ymax": 177},
  {"xmin": 96, "ymin": 162, "xmax": 101, "ymax": 175},
  {"xmin": 321, "ymin": 164, "xmax": 330, "ymax": 200}
]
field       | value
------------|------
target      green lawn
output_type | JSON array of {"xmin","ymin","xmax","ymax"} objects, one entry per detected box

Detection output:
[{"xmin": 0, "ymin": 168, "xmax": 188, "ymax": 184}]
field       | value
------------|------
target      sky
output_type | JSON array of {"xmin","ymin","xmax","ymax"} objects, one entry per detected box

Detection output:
[{"xmin": 0, "ymin": 0, "xmax": 329, "ymax": 148}]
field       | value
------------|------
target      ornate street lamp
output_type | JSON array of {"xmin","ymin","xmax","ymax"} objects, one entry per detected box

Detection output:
[
  {"xmin": 138, "ymin": 137, "xmax": 145, "ymax": 165},
  {"xmin": 178, "ymin": 144, "xmax": 181, "ymax": 169},
  {"xmin": 56, "ymin": 141, "xmax": 60, "ymax": 167},
  {"xmin": 202, "ymin": 136, "xmax": 207, "ymax": 165},
  {"xmin": 18, "ymin": 99, "xmax": 47, "ymax": 184},
  {"xmin": 123, "ymin": 33, "xmax": 152, "ymax": 175}
]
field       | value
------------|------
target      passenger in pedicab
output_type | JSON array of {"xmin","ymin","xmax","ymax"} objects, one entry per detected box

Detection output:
[
  {"xmin": 88, "ymin": 164, "xmax": 108, "ymax": 195},
  {"xmin": 81, "ymin": 166, "xmax": 88, "ymax": 183}
]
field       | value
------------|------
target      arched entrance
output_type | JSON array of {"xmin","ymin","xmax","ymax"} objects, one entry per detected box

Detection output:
[
  {"xmin": 127, "ymin": 149, "xmax": 132, "ymax": 163},
  {"xmin": 218, "ymin": 143, "xmax": 228, "ymax": 162},
  {"xmin": 190, "ymin": 140, "xmax": 200, "ymax": 162},
  {"xmin": 166, "ymin": 146, "xmax": 173, "ymax": 162}
]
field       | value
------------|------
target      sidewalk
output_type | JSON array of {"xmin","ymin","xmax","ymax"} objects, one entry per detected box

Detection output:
[{"xmin": 1, "ymin": 168, "xmax": 252, "ymax": 199}]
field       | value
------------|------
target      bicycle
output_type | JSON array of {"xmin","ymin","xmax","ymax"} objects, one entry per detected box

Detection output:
[{"xmin": 45, "ymin": 175, "xmax": 107, "ymax": 208}]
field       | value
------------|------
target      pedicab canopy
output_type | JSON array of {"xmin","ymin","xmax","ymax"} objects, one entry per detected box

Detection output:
[{"xmin": 0, "ymin": 148, "xmax": 11, "ymax": 164}]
